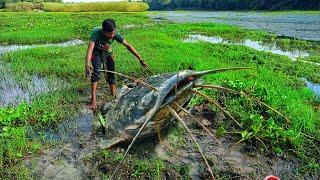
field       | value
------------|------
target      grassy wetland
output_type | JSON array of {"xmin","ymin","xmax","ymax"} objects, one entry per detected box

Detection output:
[{"xmin": 0, "ymin": 9, "xmax": 320, "ymax": 179}]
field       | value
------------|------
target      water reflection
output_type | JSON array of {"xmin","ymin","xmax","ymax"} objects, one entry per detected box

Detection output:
[
  {"xmin": 183, "ymin": 34, "xmax": 309, "ymax": 60},
  {"xmin": 0, "ymin": 65, "xmax": 62, "ymax": 106},
  {"xmin": 0, "ymin": 39, "xmax": 84, "ymax": 54},
  {"xmin": 302, "ymin": 78, "xmax": 320, "ymax": 95},
  {"xmin": 0, "ymin": 39, "xmax": 85, "ymax": 107}
]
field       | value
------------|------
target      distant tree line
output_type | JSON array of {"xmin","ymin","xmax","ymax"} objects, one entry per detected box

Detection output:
[{"xmin": 144, "ymin": 0, "xmax": 320, "ymax": 10}]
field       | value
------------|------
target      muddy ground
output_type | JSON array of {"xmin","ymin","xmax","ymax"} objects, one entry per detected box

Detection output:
[{"xmin": 24, "ymin": 87, "xmax": 313, "ymax": 180}]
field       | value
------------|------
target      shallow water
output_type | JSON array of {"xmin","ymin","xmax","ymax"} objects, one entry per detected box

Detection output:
[
  {"xmin": 183, "ymin": 34, "xmax": 309, "ymax": 60},
  {"xmin": 0, "ymin": 66, "xmax": 62, "ymax": 106},
  {"xmin": 149, "ymin": 11, "xmax": 320, "ymax": 41},
  {"xmin": 302, "ymin": 78, "xmax": 320, "ymax": 102},
  {"xmin": 0, "ymin": 39, "xmax": 84, "ymax": 54},
  {"xmin": 0, "ymin": 39, "xmax": 85, "ymax": 107}
]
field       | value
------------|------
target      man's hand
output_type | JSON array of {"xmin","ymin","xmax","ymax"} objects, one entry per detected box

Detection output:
[
  {"xmin": 139, "ymin": 59, "xmax": 148, "ymax": 68},
  {"xmin": 85, "ymin": 41, "xmax": 95, "ymax": 80},
  {"xmin": 85, "ymin": 65, "xmax": 92, "ymax": 80}
]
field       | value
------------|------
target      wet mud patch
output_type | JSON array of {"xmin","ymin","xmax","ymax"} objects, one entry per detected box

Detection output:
[{"xmin": 27, "ymin": 108, "xmax": 95, "ymax": 143}]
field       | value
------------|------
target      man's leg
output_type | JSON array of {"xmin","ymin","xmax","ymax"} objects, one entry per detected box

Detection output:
[
  {"xmin": 90, "ymin": 55, "xmax": 101, "ymax": 110},
  {"xmin": 90, "ymin": 82, "xmax": 98, "ymax": 110},
  {"xmin": 105, "ymin": 56, "xmax": 116, "ymax": 97},
  {"xmin": 109, "ymin": 84, "xmax": 116, "ymax": 97},
  {"xmin": 103, "ymin": 72, "xmax": 116, "ymax": 97}
]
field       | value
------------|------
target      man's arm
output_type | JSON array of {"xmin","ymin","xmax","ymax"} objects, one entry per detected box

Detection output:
[
  {"xmin": 85, "ymin": 41, "xmax": 95, "ymax": 77},
  {"xmin": 121, "ymin": 40, "xmax": 147, "ymax": 67},
  {"xmin": 85, "ymin": 41, "xmax": 95, "ymax": 66}
]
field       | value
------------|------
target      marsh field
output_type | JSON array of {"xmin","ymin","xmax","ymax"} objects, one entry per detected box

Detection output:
[{"xmin": 0, "ymin": 10, "xmax": 320, "ymax": 179}]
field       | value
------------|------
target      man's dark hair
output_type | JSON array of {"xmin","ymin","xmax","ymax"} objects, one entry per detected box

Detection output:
[{"xmin": 102, "ymin": 19, "xmax": 116, "ymax": 32}]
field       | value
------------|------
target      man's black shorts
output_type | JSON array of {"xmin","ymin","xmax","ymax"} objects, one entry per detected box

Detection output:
[{"xmin": 91, "ymin": 55, "xmax": 115, "ymax": 84}]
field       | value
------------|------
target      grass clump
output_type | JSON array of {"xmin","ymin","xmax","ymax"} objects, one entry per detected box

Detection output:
[
  {"xmin": 43, "ymin": 2, "xmax": 149, "ymax": 12},
  {"xmin": 0, "ymin": 103, "xmax": 41, "ymax": 178},
  {"xmin": 167, "ymin": 125, "xmax": 186, "ymax": 148},
  {"xmin": 89, "ymin": 150, "xmax": 168, "ymax": 179}
]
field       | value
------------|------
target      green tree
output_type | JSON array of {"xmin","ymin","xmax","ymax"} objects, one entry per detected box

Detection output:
[{"xmin": 0, "ymin": 0, "xmax": 5, "ymax": 8}]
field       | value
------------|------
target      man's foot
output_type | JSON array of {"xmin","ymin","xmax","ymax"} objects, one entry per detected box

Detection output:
[{"xmin": 89, "ymin": 100, "xmax": 97, "ymax": 111}]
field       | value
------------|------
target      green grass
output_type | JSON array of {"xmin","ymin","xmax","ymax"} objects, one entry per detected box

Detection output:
[
  {"xmin": 0, "ymin": 12, "xmax": 151, "ymax": 44},
  {"xmin": 0, "ymin": 12, "xmax": 319, "ymax": 178},
  {"xmin": 167, "ymin": 125, "xmax": 186, "ymax": 148},
  {"xmin": 2, "ymin": 46, "xmax": 86, "ymax": 81}
]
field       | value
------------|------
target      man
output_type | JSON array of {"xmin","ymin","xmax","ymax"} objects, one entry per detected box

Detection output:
[{"xmin": 85, "ymin": 18, "xmax": 147, "ymax": 110}]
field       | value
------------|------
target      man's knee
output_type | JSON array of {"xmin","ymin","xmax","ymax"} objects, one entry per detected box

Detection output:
[
  {"xmin": 107, "ymin": 74, "xmax": 116, "ymax": 84},
  {"xmin": 91, "ymin": 55, "xmax": 102, "ymax": 82},
  {"xmin": 91, "ymin": 68, "xmax": 101, "ymax": 82},
  {"xmin": 105, "ymin": 56, "xmax": 115, "ymax": 84}
]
